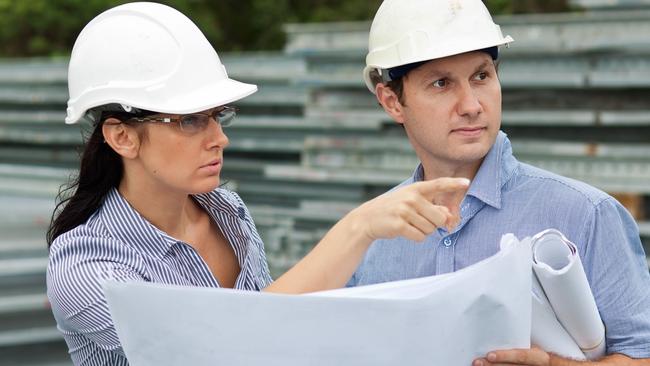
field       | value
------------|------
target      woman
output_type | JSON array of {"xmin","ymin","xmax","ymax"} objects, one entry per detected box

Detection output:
[{"xmin": 46, "ymin": 3, "xmax": 468, "ymax": 365}]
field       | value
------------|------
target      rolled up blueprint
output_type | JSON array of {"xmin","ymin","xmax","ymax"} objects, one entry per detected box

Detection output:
[
  {"xmin": 531, "ymin": 229, "xmax": 606, "ymax": 360},
  {"xmin": 493, "ymin": 233, "xmax": 586, "ymax": 360},
  {"xmin": 530, "ymin": 274, "xmax": 585, "ymax": 360}
]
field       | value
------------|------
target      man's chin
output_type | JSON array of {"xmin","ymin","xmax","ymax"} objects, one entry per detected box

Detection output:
[{"xmin": 453, "ymin": 143, "xmax": 492, "ymax": 161}]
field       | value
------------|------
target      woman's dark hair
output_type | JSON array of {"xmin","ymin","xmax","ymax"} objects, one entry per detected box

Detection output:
[{"xmin": 46, "ymin": 110, "xmax": 149, "ymax": 247}]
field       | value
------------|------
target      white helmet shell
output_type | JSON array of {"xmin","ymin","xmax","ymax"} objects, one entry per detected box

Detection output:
[
  {"xmin": 363, "ymin": 0, "xmax": 514, "ymax": 93},
  {"xmin": 66, "ymin": 2, "xmax": 257, "ymax": 124}
]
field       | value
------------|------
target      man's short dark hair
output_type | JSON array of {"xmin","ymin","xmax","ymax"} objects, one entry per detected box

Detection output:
[{"xmin": 369, "ymin": 69, "xmax": 406, "ymax": 105}]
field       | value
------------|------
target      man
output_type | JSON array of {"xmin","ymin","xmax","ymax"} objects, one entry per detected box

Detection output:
[{"xmin": 348, "ymin": 0, "xmax": 650, "ymax": 365}]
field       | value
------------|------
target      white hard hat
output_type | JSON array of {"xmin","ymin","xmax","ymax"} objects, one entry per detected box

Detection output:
[
  {"xmin": 65, "ymin": 2, "xmax": 257, "ymax": 124},
  {"xmin": 363, "ymin": 0, "xmax": 514, "ymax": 93}
]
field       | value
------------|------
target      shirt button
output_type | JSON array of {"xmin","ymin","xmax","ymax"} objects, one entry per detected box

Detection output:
[{"xmin": 443, "ymin": 238, "xmax": 452, "ymax": 247}]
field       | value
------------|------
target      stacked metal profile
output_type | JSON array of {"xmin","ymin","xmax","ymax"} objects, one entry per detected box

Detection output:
[
  {"xmin": 0, "ymin": 7, "xmax": 649, "ymax": 365},
  {"xmin": 570, "ymin": 0, "xmax": 650, "ymax": 10}
]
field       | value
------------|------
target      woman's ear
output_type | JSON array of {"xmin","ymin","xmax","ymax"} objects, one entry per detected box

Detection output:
[
  {"xmin": 102, "ymin": 118, "xmax": 140, "ymax": 159},
  {"xmin": 376, "ymin": 83, "xmax": 406, "ymax": 124}
]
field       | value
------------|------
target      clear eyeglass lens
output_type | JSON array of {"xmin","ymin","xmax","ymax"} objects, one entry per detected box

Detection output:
[
  {"xmin": 179, "ymin": 114, "xmax": 209, "ymax": 133},
  {"xmin": 214, "ymin": 107, "xmax": 236, "ymax": 127},
  {"xmin": 175, "ymin": 107, "xmax": 236, "ymax": 133}
]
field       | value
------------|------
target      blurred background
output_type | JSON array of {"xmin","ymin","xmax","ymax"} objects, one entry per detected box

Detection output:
[{"xmin": 0, "ymin": 0, "xmax": 649, "ymax": 364}]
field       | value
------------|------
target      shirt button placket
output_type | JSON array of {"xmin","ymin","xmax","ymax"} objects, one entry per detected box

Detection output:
[{"xmin": 436, "ymin": 235, "xmax": 455, "ymax": 275}]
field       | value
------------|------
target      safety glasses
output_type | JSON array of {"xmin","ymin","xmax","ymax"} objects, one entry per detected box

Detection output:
[{"xmin": 127, "ymin": 106, "xmax": 237, "ymax": 134}]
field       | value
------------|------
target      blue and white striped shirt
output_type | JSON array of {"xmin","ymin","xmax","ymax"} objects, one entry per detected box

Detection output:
[
  {"xmin": 47, "ymin": 188, "xmax": 273, "ymax": 366},
  {"xmin": 349, "ymin": 131, "xmax": 650, "ymax": 358}
]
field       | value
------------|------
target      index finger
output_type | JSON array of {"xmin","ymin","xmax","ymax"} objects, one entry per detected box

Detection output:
[{"xmin": 412, "ymin": 177, "xmax": 470, "ymax": 199}]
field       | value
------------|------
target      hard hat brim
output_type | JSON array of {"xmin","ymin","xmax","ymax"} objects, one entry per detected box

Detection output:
[
  {"xmin": 65, "ymin": 77, "xmax": 257, "ymax": 124},
  {"xmin": 160, "ymin": 77, "xmax": 258, "ymax": 115}
]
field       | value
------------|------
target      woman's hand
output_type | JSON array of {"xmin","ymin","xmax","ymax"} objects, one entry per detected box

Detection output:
[
  {"xmin": 266, "ymin": 177, "xmax": 470, "ymax": 294},
  {"xmin": 350, "ymin": 177, "xmax": 470, "ymax": 242}
]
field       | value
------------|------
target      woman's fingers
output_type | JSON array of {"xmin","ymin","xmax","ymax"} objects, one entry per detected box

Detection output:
[
  {"xmin": 402, "ymin": 208, "xmax": 438, "ymax": 240},
  {"xmin": 388, "ymin": 200, "xmax": 454, "ymax": 241},
  {"xmin": 397, "ymin": 222, "xmax": 428, "ymax": 242},
  {"xmin": 410, "ymin": 199, "xmax": 451, "ymax": 231},
  {"xmin": 413, "ymin": 178, "xmax": 468, "ymax": 230},
  {"xmin": 358, "ymin": 177, "xmax": 470, "ymax": 241},
  {"xmin": 412, "ymin": 178, "xmax": 469, "ymax": 229},
  {"xmin": 412, "ymin": 177, "xmax": 470, "ymax": 202}
]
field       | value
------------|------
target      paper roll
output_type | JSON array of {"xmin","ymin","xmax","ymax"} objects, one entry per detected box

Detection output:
[
  {"xmin": 530, "ymin": 274, "xmax": 585, "ymax": 360},
  {"xmin": 531, "ymin": 229, "xmax": 605, "ymax": 360}
]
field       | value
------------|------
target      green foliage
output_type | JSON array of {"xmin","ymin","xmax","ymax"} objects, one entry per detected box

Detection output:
[
  {"xmin": 286, "ymin": 0, "xmax": 383, "ymax": 23},
  {"xmin": 485, "ymin": 0, "xmax": 570, "ymax": 14},
  {"xmin": 175, "ymin": 0, "xmax": 383, "ymax": 52},
  {"xmin": 0, "ymin": 0, "xmax": 568, "ymax": 57},
  {"xmin": 485, "ymin": 0, "xmax": 513, "ymax": 14},
  {"xmin": 0, "ymin": 0, "xmax": 132, "ymax": 57}
]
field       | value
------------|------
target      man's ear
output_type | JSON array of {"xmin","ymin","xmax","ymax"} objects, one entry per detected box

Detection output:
[
  {"xmin": 102, "ymin": 118, "xmax": 140, "ymax": 159},
  {"xmin": 375, "ymin": 83, "xmax": 406, "ymax": 124}
]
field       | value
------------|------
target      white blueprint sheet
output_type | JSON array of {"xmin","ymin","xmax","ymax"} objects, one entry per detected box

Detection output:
[{"xmin": 104, "ymin": 236, "xmax": 532, "ymax": 366}]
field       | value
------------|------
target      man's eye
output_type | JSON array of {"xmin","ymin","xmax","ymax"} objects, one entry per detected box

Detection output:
[
  {"xmin": 432, "ymin": 79, "xmax": 447, "ymax": 88},
  {"xmin": 474, "ymin": 72, "xmax": 488, "ymax": 81}
]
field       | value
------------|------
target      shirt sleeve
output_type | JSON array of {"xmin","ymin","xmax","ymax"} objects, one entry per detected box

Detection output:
[
  {"xmin": 580, "ymin": 197, "xmax": 650, "ymax": 358},
  {"xmin": 47, "ymin": 235, "xmax": 146, "ymax": 358}
]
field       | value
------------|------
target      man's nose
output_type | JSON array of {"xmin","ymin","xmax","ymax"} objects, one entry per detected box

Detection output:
[{"xmin": 456, "ymin": 83, "xmax": 483, "ymax": 118}]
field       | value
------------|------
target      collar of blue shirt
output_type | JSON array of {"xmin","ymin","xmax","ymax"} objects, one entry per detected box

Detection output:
[{"xmin": 411, "ymin": 131, "xmax": 519, "ymax": 211}]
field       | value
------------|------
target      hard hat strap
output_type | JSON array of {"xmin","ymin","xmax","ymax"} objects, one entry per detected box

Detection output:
[
  {"xmin": 387, "ymin": 60, "xmax": 428, "ymax": 81},
  {"xmin": 378, "ymin": 68, "xmax": 393, "ymax": 84},
  {"xmin": 84, "ymin": 104, "xmax": 153, "ymax": 125}
]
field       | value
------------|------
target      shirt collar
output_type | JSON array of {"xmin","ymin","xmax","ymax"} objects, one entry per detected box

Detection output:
[
  {"xmin": 98, "ymin": 188, "xmax": 244, "ymax": 258},
  {"xmin": 411, "ymin": 131, "xmax": 518, "ymax": 210},
  {"xmin": 466, "ymin": 131, "xmax": 518, "ymax": 209},
  {"xmin": 193, "ymin": 189, "xmax": 245, "ymax": 221},
  {"xmin": 99, "ymin": 188, "xmax": 178, "ymax": 258},
  {"xmin": 412, "ymin": 164, "xmax": 425, "ymax": 183}
]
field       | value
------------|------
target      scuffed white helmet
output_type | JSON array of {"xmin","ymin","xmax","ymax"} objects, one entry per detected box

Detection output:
[
  {"xmin": 363, "ymin": 0, "xmax": 513, "ymax": 93},
  {"xmin": 66, "ymin": 2, "xmax": 257, "ymax": 124}
]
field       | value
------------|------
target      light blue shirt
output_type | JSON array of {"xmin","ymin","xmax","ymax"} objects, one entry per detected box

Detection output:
[
  {"xmin": 349, "ymin": 131, "xmax": 650, "ymax": 358},
  {"xmin": 47, "ymin": 188, "xmax": 272, "ymax": 366}
]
